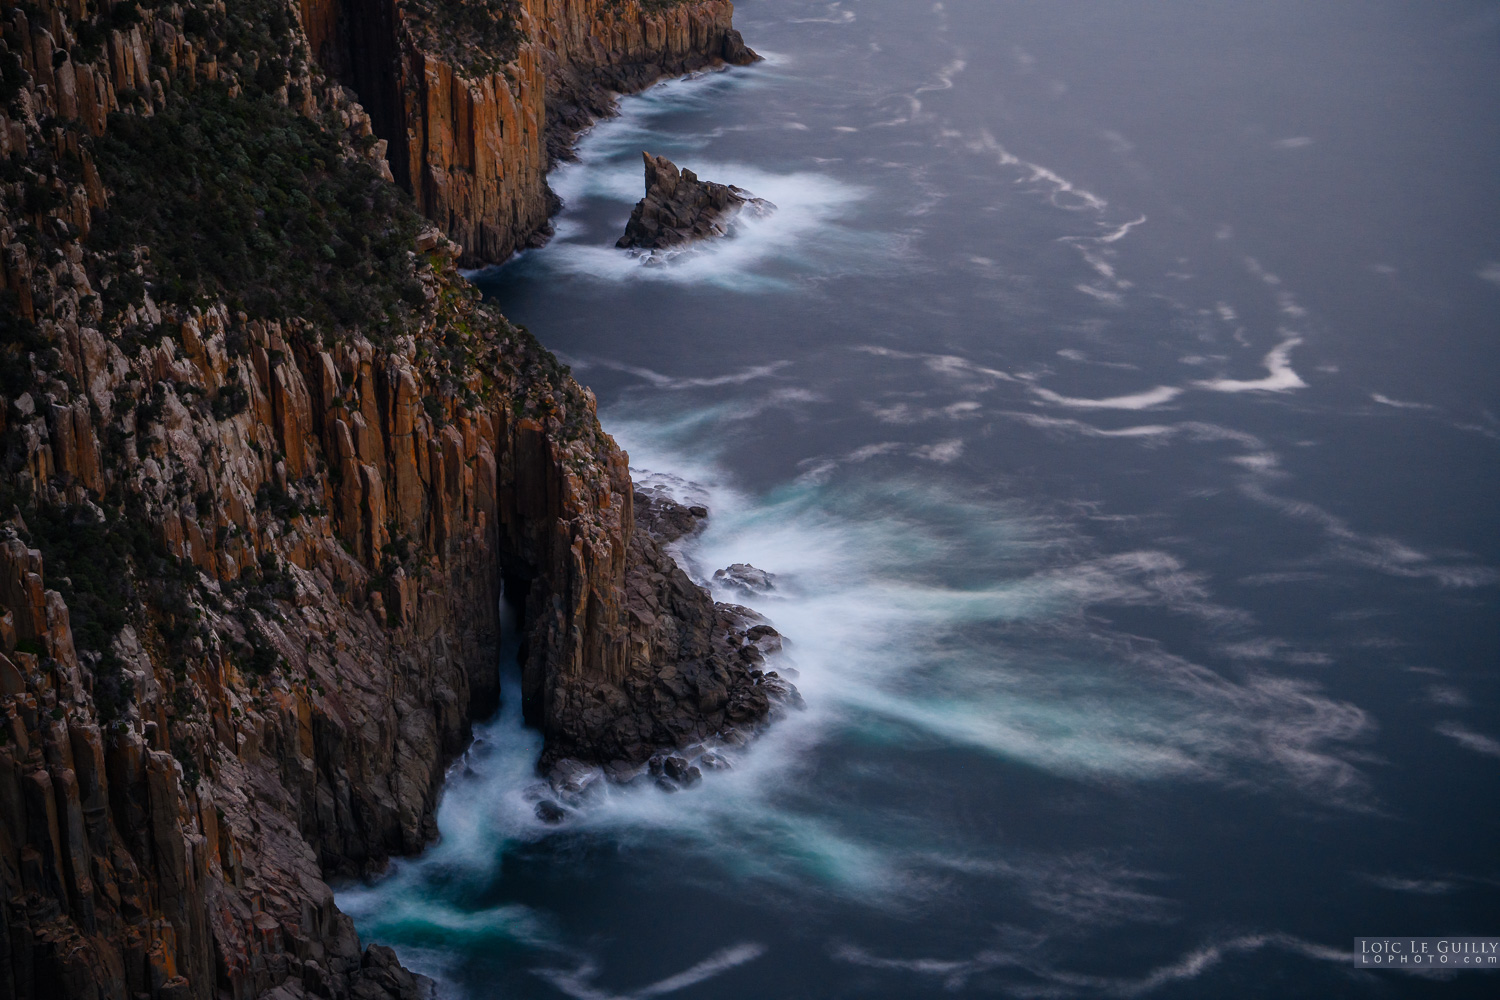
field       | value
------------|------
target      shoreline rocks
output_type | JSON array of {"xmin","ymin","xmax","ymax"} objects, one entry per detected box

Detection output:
[
  {"xmin": 714, "ymin": 562, "xmax": 777, "ymax": 596},
  {"xmin": 536, "ymin": 488, "xmax": 804, "ymax": 808},
  {"xmin": 539, "ymin": 486, "xmax": 803, "ymax": 772},
  {"xmin": 617, "ymin": 153, "xmax": 776, "ymax": 251}
]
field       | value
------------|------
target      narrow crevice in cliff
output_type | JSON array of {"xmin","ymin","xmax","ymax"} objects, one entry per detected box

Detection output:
[
  {"xmin": 321, "ymin": 0, "xmax": 413, "ymax": 188},
  {"xmin": 500, "ymin": 560, "xmax": 537, "ymax": 724}
]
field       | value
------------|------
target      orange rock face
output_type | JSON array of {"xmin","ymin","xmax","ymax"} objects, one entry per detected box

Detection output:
[{"xmin": 302, "ymin": 0, "xmax": 757, "ymax": 264}]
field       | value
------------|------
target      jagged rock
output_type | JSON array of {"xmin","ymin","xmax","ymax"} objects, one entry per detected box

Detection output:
[
  {"xmin": 746, "ymin": 624, "xmax": 784, "ymax": 655},
  {"xmin": 617, "ymin": 153, "xmax": 775, "ymax": 250},
  {"xmin": 714, "ymin": 563, "xmax": 777, "ymax": 595},
  {"xmin": 662, "ymin": 756, "xmax": 693, "ymax": 783},
  {"xmin": 548, "ymin": 758, "xmax": 604, "ymax": 801},
  {"xmin": 538, "ymin": 492, "xmax": 782, "ymax": 770},
  {"xmin": 602, "ymin": 759, "xmax": 641, "ymax": 784},
  {"xmin": 761, "ymin": 672, "xmax": 807, "ymax": 711},
  {"xmin": 633, "ymin": 487, "xmax": 709, "ymax": 543},
  {"xmin": 697, "ymin": 751, "xmax": 732, "ymax": 771}
]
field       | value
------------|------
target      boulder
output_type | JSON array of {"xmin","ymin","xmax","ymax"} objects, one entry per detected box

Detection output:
[
  {"xmin": 714, "ymin": 563, "xmax": 776, "ymax": 595},
  {"xmin": 697, "ymin": 751, "xmax": 732, "ymax": 771}
]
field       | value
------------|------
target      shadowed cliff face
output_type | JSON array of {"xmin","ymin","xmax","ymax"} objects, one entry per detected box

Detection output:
[
  {"xmin": 303, "ymin": 0, "xmax": 758, "ymax": 265},
  {"xmin": 0, "ymin": 0, "xmax": 763, "ymax": 996}
]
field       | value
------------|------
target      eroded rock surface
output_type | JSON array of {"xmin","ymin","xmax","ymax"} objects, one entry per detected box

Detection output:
[{"xmin": 617, "ymin": 152, "xmax": 775, "ymax": 250}]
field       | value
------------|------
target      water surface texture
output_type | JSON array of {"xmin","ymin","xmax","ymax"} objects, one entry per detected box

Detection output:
[{"xmin": 339, "ymin": 2, "xmax": 1500, "ymax": 996}]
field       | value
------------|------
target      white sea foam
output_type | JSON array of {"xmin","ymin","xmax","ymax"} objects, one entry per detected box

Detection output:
[
  {"xmin": 500, "ymin": 68, "xmax": 887, "ymax": 291},
  {"xmin": 1242, "ymin": 256, "xmax": 1308, "ymax": 317},
  {"xmin": 1238, "ymin": 481, "xmax": 1498, "ymax": 586},
  {"xmin": 1193, "ymin": 335, "xmax": 1308, "ymax": 393},
  {"xmin": 1030, "ymin": 384, "xmax": 1183, "ymax": 409},
  {"xmin": 1426, "ymin": 685, "xmax": 1470, "ymax": 708},
  {"xmin": 915, "ymin": 57, "xmax": 967, "ymax": 95},
  {"xmin": 534, "ymin": 943, "xmax": 768, "ymax": 1000},
  {"xmin": 963, "ymin": 128, "xmax": 1109, "ymax": 211},
  {"xmin": 1073, "ymin": 282, "xmax": 1121, "ymax": 304},
  {"xmin": 864, "ymin": 399, "xmax": 983, "ymax": 424},
  {"xmin": 541, "ymin": 161, "xmax": 875, "ymax": 290},
  {"xmin": 787, "ymin": 2, "xmax": 855, "ymax": 24},
  {"xmin": 1097, "ymin": 214, "xmax": 1147, "ymax": 243},
  {"xmin": 1435, "ymin": 721, "xmax": 1500, "ymax": 758},
  {"xmin": 911, "ymin": 438, "xmax": 963, "ymax": 462},
  {"xmin": 1370, "ymin": 392, "xmax": 1434, "ymax": 410},
  {"xmin": 1005, "ymin": 413, "xmax": 1175, "ymax": 440},
  {"xmin": 607, "ymin": 408, "xmax": 1371, "ymax": 804},
  {"xmin": 338, "ymin": 388, "xmax": 1384, "ymax": 995},
  {"xmin": 1361, "ymin": 873, "xmax": 1454, "ymax": 895},
  {"xmin": 588, "ymin": 360, "xmax": 790, "ymax": 391},
  {"xmin": 852, "ymin": 345, "xmax": 1016, "ymax": 385},
  {"xmin": 834, "ymin": 932, "xmax": 1351, "ymax": 995}
]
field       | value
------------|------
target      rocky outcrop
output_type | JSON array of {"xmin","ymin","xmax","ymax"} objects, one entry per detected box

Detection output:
[
  {"xmin": 617, "ymin": 151, "xmax": 772, "ymax": 250},
  {"xmin": 529, "ymin": 489, "xmax": 800, "ymax": 817},
  {"xmin": 302, "ymin": 0, "xmax": 760, "ymax": 265},
  {"xmin": 538, "ymin": 488, "xmax": 790, "ymax": 768},
  {"xmin": 0, "ymin": 0, "xmax": 773, "ymax": 998}
]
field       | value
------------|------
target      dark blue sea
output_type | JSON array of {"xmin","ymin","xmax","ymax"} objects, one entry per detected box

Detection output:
[{"xmin": 339, "ymin": 2, "xmax": 1500, "ymax": 996}]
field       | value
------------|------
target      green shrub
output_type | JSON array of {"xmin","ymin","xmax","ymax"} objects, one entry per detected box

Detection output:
[
  {"xmin": 400, "ymin": 0, "xmax": 526, "ymax": 77},
  {"xmin": 87, "ymin": 87, "xmax": 426, "ymax": 340}
]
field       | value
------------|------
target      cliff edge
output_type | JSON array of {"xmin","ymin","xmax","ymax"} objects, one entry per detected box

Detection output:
[{"xmin": 0, "ymin": 0, "xmax": 768, "ymax": 997}]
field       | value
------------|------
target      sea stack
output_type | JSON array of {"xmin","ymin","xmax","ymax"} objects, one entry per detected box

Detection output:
[{"xmin": 618, "ymin": 153, "xmax": 775, "ymax": 250}]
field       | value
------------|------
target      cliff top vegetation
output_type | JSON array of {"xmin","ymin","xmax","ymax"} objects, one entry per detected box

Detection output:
[
  {"xmin": 400, "ymin": 0, "xmax": 526, "ymax": 77},
  {"xmin": 88, "ymin": 87, "xmax": 428, "ymax": 340}
]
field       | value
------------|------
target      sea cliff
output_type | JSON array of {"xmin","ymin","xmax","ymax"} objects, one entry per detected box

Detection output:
[
  {"xmin": 302, "ymin": 0, "xmax": 757, "ymax": 265},
  {"xmin": 0, "ymin": 0, "xmax": 764, "ymax": 996}
]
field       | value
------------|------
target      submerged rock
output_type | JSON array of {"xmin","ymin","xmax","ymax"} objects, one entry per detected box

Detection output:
[
  {"xmin": 697, "ymin": 751, "xmax": 733, "ymax": 771},
  {"xmin": 761, "ymin": 672, "xmax": 807, "ymax": 711},
  {"xmin": 617, "ymin": 152, "xmax": 775, "ymax": 250},
  {"xmin": 548, "ymin": 758, "xmax": 604, "ymax": 801},
  {"xmin": 535, "ymin": 800, "xmax": 568, "ymax": 825},
  {"xmin": 663, "ymin": 755, "xmax": 698, "ymax": 785},
  {"xmin": 714, "ymin": 562, "xmax": 777, "ymax": 595}
]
